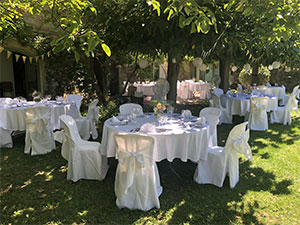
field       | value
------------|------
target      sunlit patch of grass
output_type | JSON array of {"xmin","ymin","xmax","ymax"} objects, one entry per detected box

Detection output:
[{"xmin": 0, "ymin": 105, "xmax": 299, "ymax": 224}]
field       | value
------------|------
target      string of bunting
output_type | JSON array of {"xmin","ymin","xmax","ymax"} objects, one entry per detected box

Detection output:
[{"xmin": 0, "ymin": 45, "xmax": 53, "ymax": 64}]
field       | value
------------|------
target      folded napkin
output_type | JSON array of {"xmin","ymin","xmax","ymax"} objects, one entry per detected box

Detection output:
[
  {"xmin": 181, "ymin": 110, "xmax": 192, "ymax": 119},
  {"xmin": 111, "ymin": 116, "xmax": 120, "ymax": 123},
  {"xmin": 140, "ymin": 123, "xmax": 156, "ymax": 133}
]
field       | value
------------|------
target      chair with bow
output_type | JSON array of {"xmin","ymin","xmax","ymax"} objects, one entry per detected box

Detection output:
[
  {"xmin": 119, "ymin": 103, "xmax": 143, "ymax": 116},
  {"xmin": 24, "ymin": 106, "xmax": 56, "ymax": 155},
  {"xmin": 66, "ymin": 94, "xmax": 82, "ymax": 111},
  {"xmin": 194, "ymin": 122, "xmax": 252, "ymax": 188},
  {"xmin": 199, "ymin": 107, "xmax": 221, "ymax": 147},
  {"xmin": 113, "ymin": 133, "xmax": 162, "ymax": 211},
  {"xmin": 74, "ymin": 99, "xmax": 100, "ymax": 140},
  {"xmin": 247, "ymin": 97, "xmax": 269, "ymax": 131},
  {"xmin": 270, "ymin": 94, "xmax": 298, "ymax": 125},
  {"xmin": 59, "ymin": 115, "xmax": 109, "ymax": 182},
  {"xmin": 209, "ymin": 93, "xmax": 232, "ymax": 124},
  {"xmin": 282, "ymin": 85, "xmax": 299, "ymax": 106},
  {"xmin": 0, "ymin": 127, "xmax": 13, "ymax": 148}
]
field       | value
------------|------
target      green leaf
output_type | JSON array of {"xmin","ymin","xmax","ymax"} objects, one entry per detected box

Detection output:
[
  {"xmin": 74, "ymin": 50, "xmax": 80, "ymax": 63},
  {"xmin": 101, "ymin": 43, "xmax": 111, "ymax": 57},
  {"xmin": 167, "ymin": 9, "xmax": 173, "ymax": 21}
]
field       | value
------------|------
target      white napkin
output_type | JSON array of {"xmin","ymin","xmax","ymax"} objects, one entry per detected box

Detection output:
[
  {"xmin": 181, "ymin": 110, "xmax": 192, "ymax": 119},
  {"xmin": 56, "ymin": 97, "xmax": 64, "ymax": 103},
  {"xmin": 111, "ymin": 116, "xmax": 120, "ymax": 123},
  {"xmin": 140, "ymin": 123, "xmax": 156, "ymax": 133}
]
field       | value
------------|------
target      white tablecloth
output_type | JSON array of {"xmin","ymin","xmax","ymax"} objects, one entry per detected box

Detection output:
[
  {"xmin": 262, "ymin": 86, "xmax": 285, "ymax": 99},
  {"xmin": 177, "ymin": 81, "xmax": 211, "ymax": 99},
  {"xmin": 225, "ymin": 95, "xmax": 278, "ymax": 116},
  {"xmin": 0, "ymin": 101, "xmax": 77, "ymax": 131},
  {"xmin": 101, "ymin": 114, "xmax": 209, "ymax": 162},
  {"xmin": 124, "ymin": 82, "xmax": 155, "ymax": 96}
]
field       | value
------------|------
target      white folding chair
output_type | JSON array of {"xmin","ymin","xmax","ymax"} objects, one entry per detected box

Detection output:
[
  {"xmin": 194, "ymin": 122, "xmax": 252, "ymax": 188},
  {"xmin": 213, "ymin": 88, "xmax": 224, "ymax": 96},
  {"xmin": 59, "ymin": 115, "xmax": 108, "ymax": 182},
  {"xmin": 24, "ymin": 106, "xmax": 56, "ymax": 155},
  {"xmin": 119, "ymin": 103, "xmax": 143, "ymax": 115},
  {"xmin": 199, "ymin": 107, "xmax": 221, "ymax": 147},
  {"xmin": 75, "ymin": 99, "xmax": 100, "ymax": 140},
  {"xmin": 113, "ymin": 133, "xmax": 162, "ymax": 211},
  {"xmin": 282, "ymin": 85, "xmax": 299, "ymax": 105},
  {"xmin": 66, "ymin": 94, "xmax": 82, "ymax": 111},
  {"xmin": 270, "ymin": 94, "xmax": 298, "ymax": 125},
  {"xmin": 210, "ymin": 93, "xmax": 232, "ymax": 124},
  {"xmin": 247, "ymin": 97, "xmax": 269, "ymax": 131},
  {"xmin": 0, "ymin": 127, "xmax": 13, "ymax": 148}
]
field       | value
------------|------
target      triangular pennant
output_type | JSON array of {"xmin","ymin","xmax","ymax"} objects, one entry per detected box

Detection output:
[
  {"xmin": 0, "ymin": 46, "xmax": 4, "ymax": 54},
  {"xmin": 41, "ymin": 54, "xmax": 44, "ymax": 60},
  {"xmin": 15, "ymin": 54, "xmax": 20, "ymax": 62},
  {"xmin": 35, "ymin": 56, "xmax": 39, "ymax": 62},
  {"xmin": 29, "ymin": 57, "xmax": 33, "ymax": 63},
  {"xmin": 47, "ymin": 51, "xmax": 51, "ymax": 57},
  {"xmin": 7, "ymin": 51, "xmax": 12, "ymax": 59},
  {"xmin": 22, "ymin": 56, "xmax": 27, "ymax": 63}
]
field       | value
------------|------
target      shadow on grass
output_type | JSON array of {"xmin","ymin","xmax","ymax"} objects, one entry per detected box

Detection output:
[{"xmin": 1, "ymin": 111, "xmax": 299, "ymax": 224}]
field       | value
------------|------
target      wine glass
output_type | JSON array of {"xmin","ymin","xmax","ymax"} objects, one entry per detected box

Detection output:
[
  {"xmin": 132, "ymin": 107, "xmax": 141, "ymax": 116},
  {"xmin": 157, "ymin": 114, "xmax": 165, "ymax": 127},
  {"xmin": 167, "ymin": 106, "xmax": 174, "ymax": 114}
]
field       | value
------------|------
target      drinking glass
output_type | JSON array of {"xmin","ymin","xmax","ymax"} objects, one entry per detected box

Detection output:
[{"xmin": 167, "ymin": 106, "xmax": 174, "ymax": 114}]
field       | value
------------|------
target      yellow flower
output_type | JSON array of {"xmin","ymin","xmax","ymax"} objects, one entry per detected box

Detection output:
[{"xmin": 156, "ymin": 103, "xmax": 162, "ymax": 109}]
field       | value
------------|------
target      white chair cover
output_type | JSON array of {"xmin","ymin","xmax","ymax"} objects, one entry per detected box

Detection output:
[
  {"xmin": 282, "ymin": 85, "xmax": 299, "ymax": 105},
  {"xmin": 75, "ymin": 99, "xmax": 100, "ymax": 140},
  {"xmin": 59, "ymin": 115, "xmax": 108, "ymax": 182},
  {"xmin": 210, "ymin": 93, "xmax": 232, "ymax": 124},
  {"xmin": 247, "ymin": 97, "xmax": 269, "ymax": 131},
  {"xmin": 24, "ymin": 106, "xmax": 56, "ymax": 155},
  {"xmin": 270, "ymin": 94, "xmax": 298, "ymax": 125},
  {"xmin": 114, "ymin": 133, "xmax": 162, "ymax": 211},
  {"xmin": 213, "ymin": 88, "xmax": 224, "ymax": 96},
  {"xmin": 119, "ymin": 103, "xmax": 143, "ymax": 115},
  {"xmin": 199, "ymin": 107, "xmax": 221, "ymax": 147},
  {"xmin": 0, "ymin": 127, "xmax": 13, "ymax": 148},
  {"xmin": 194, "ymin": 122, "xmax": 252, "ymax": 188},
  {"xmin": 66, "ymin": 94, "xmax": 82, "ymax": 111}
]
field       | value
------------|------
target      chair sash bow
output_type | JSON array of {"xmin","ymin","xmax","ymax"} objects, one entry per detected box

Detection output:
[{"xmin": 230, "ymin": 129, "xmax": 252, "ymax": 160}]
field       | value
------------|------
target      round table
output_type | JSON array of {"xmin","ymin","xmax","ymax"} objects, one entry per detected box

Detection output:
[
  {"xmin": 0, "ymin": 101, "xmax": 77, "ymax": 131},
  {"xmin": 101, "ymin": 113, "xmax": 210, "ymax": 162},
  {"xmin": 225, "ymin": 95, "xmax": 278, "ymax": 116}
]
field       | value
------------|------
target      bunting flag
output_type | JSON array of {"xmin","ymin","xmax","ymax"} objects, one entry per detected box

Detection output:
[
  {"xmin": 47, "ymin": 51, "xmax": 51, "ymax": 57},
  {"xmin": 15, "ymin": 54, "xmax": 20, "ymax": 62},
  {"xmin": 41, "ymin": 54, "xmax": 44, "ymax": 61},
  {"xmin": 0, "ymin": 46, "xmax": 4, "ymax": 54},
  {"xmin": 29, "ymin": 57, "xmax": 33, "ymax": 63},
  {"xmin": 22, "ymin": 56, "xmax": 27, "ymax": 63},
  {"xmin": 35, "ymin": 56, "xmax": 39, "ymax": 63},
  {"xmin": 7, "ymin": 51, "xmax": 12, "ymax": 59}
]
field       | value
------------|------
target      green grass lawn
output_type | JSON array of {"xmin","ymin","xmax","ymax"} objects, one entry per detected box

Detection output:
[{"xmin": 1, "ymin": 109, "xmax": 300, "ymax": 225}]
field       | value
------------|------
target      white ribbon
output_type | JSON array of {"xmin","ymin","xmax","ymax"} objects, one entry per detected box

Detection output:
[
  {"xmin": 231, "ymin": 129, "xmax": 252, "ymax": 160},
  {"xmin": 117, "ymin": 150, "xmax": 147, "ymax": 194}
]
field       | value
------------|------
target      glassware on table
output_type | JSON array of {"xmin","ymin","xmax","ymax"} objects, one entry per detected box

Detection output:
[
  {"xmin": 167, "ymin": 106, "xmax": 174, "ymax": 114},
  {"xmin": 157, "ymin": 114, "xmax": 166, "ymax": 127},
  {"xmin": 132, "ymin": 107, "xmax": 141, "ymax": 116},
  {"xmin": 45, "ymin": 95, "xmax": 51, "ymax": 101}
]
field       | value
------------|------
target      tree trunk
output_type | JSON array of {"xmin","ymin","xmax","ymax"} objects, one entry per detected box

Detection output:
[
  {"xmin": 252, "ymin": 62, "xmax": 259, "ymax": 85},
  {"xmin": 167, "ymin": 55, "xmax": 180, "ymax": 102},
  {"xmin": 219, "ymin": 56, "xmax": 231, "ymax": 91},
  {"xmin": 92, "ymin": 57, "xmax": 106, "ymax": 104}
]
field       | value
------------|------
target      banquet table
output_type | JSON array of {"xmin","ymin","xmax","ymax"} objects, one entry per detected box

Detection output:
[
  {"xmin": 224, "ymin": 94, "xmax": 278, "ymax": 117},
  {"xmin": 257, "ymin": 86, "xmax": 286, "ymax": 99},
  {"xmin": 177, "ymin": 80, "xmax": 211, "ymax": 100},
  {"xmin": 0, "ymin": 101, "xmax": 77, "ymax": 131},
  {"xmin": 101, "ymin": 113, "xmax": 210, "ymax": 162},
  {"xmin": 124, "ymin": 82, "xmax": 155, "ymax": 96}
]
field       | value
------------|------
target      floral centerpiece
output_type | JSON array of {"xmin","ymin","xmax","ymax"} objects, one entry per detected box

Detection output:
[
  {"xmin": 153, "ymin": 102, "xmax": 167, "ymax": 117},
  {"xmin": 32, "ymin": 90, "xmax": 42, "ymax": 102}
]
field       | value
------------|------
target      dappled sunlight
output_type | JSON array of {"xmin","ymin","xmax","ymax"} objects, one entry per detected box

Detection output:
[
  {"xmin": 42, "ymin": 202, "xmax": 60, "ymax": 211},
  {"xmin": 20, "ymin": 179, "xmax": 32, "ymax": 189},
  {"xmin": 34, "ymin": 169, "xmax": 55, "ymax": 182},
  {"xmin": 12, "ymin": 207, "xmax": 35, "ymax": 218}
]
